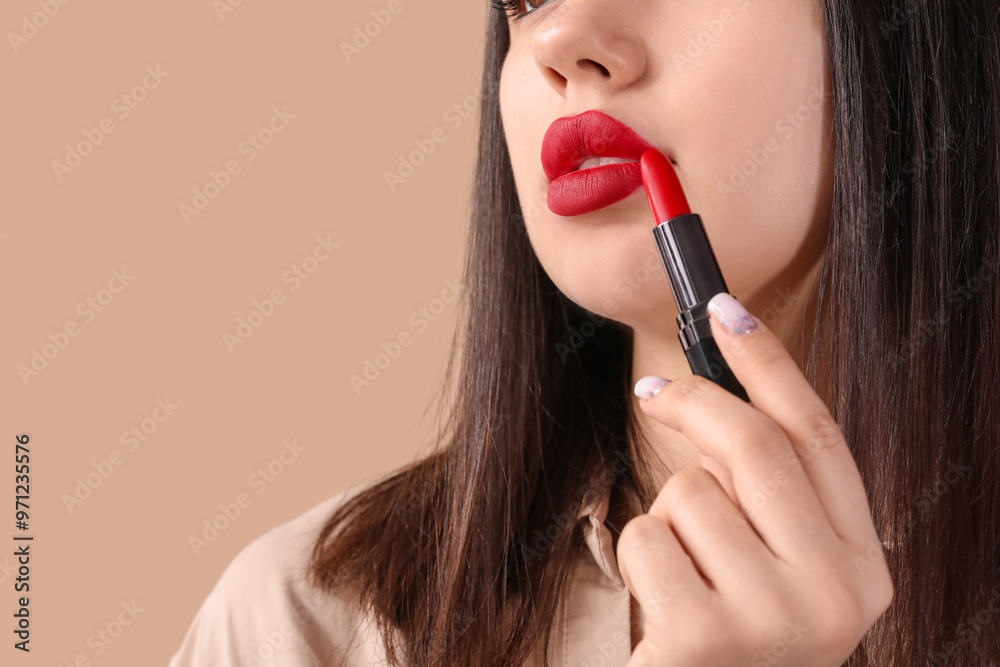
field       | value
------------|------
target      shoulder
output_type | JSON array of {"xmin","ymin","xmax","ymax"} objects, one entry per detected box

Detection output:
[{"xmin": 168, "ymin": 477, "xmax": 387, "ymax": 667}]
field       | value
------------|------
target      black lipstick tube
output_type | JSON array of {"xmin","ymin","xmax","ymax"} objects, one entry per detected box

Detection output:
[{"xmin": 652, "ymin": 215, "xmax": 750, "ymax": 402}]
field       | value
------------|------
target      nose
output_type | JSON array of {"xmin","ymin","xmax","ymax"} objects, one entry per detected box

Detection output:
[{"xmin": 530, "ymin": 1, "xmax": 646, "ymax": 99}]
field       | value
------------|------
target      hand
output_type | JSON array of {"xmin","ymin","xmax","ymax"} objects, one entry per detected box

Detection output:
[{"xmin": 617, "ymin": 292, "xmax": 894, "ymax": 667}]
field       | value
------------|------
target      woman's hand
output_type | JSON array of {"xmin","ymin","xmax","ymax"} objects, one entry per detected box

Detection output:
[{"xmin": 617, "ymin": 292, "xmax": 894, "ymax": 667}]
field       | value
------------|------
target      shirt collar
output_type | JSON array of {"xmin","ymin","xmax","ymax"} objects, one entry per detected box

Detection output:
[{"xmin": 573, "ymin": 467, "xmax": 642, "ymax": 589}]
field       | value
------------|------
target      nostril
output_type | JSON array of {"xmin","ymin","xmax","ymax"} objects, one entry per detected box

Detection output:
[
  {"xmin": 542, "ymin": 66, "xmax": 568, "ymax": 91},
  {"xmin": 578, "ymin": 59, "xmax": 610, "ymax": 77}
]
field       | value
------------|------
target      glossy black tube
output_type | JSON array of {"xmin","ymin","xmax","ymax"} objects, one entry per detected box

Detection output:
[{"xmin": 652, "ymin": 213, "xmax": 750, "ymax": 402}]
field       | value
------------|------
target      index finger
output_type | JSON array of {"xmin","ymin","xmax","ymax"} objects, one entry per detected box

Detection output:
[{"xmin": 706, "ymin": 292, "xmax": 880, "ymax": 549}]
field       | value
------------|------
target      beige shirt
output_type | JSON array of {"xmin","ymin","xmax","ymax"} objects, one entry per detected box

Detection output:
[{"xmin": 168, "ymin": 473, "xmax": 639, "ymax": 666}]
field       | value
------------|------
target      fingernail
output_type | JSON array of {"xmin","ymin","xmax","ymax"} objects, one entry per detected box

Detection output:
[
  {"xmin": 634, "ymin": 375, "xmax": 670, "ymax": 399},
  {"xmin": 707, "ymin": 293, "xmax": 757, "ymax": 335}
]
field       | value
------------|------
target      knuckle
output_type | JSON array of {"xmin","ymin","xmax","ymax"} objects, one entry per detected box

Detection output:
[
  {"xmin": 790, "ymin": 509, "xmax": 833, "ymax": 545},
  {"xmin": 674, "ymin": 375, "xmax": 716, "ymax": 404},
  {"xmin": 745, "ymin": 332, "xmax": 787, "ymax": 371},
  {"xmin": 744, "ymin": 593, "xmax": 795, "ymax": 638},
  {"xmin": 743, "ymin": 586, "xmax": 803, "ymax": 638},
  {"xmin": 733, "ymin": 420, "xmax": 786, "ymax": 461},
  {"xmin": 619, "ymin": 514, "xmax": 667, "ymax": 555},
  {"xmin": 869, "ymin": 568, "xmax": 895, "ymax": 617},
  {"xmin": 813, "ymin": 582, "xmax": 868, "ymax": 648},
  {"xmin": 797, "ymin": 411, "xmax": 845, "ymax": 457},
  {"xmin": 662, "ymin": 467, "xmax": 718, "ymax": 508}
]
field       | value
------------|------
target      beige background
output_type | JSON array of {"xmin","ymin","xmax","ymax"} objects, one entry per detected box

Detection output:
[{"xmin": 1, "ymin": 0, "xmax": 488, "ymax": 663}]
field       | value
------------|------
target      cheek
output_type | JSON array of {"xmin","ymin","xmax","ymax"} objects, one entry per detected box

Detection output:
[
  {"xmin": 499, "ymin": 51, "xmax": 548, "ymax": 191},
  {"xmin": 499, "ymin": 54, "xmax": 577, "ymax": 280},
  {"xmin": 673, "ymin": 4, "xmax": 833, "ymax": 298}
]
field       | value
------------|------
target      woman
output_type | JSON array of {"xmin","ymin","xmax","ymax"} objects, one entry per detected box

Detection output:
[{"xmin": 169, "ymin": 0, "xmax": 1000, "ymax": 665}]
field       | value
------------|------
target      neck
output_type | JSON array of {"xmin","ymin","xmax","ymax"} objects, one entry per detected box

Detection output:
[{"xmin": 626, "ymin": 247, "xmax": 828, "ymax": 502}]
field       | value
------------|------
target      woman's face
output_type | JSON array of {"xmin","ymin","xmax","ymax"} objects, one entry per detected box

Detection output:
[{"xmin": 499, "ymin": 0, "xmax": 834, "ymax": 333}]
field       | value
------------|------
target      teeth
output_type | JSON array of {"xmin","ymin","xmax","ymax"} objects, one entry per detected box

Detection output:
[{"xmin": 576, "ymin": 156, "xmax": 638, "ymax": 171}]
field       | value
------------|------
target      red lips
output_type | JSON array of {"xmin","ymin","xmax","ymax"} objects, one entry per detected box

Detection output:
[{"xmin": 541, "ymin": 110, "xmax": 658, "ymax": 217}]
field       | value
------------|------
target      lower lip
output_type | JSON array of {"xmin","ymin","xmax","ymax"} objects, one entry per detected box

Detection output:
[{"xmin": 546, "ymin": 162, "xmax": 645, "ymax": 217}]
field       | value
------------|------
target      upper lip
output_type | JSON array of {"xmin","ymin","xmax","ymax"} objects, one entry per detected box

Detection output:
[{"xmin": 541, "ymin": 110, "xmax": 660, "ymax": 181}]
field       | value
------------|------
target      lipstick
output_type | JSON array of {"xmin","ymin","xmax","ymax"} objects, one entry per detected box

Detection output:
[{"xmin": 639, "ymin": 148, "xmax": 750, "ymax": 402}]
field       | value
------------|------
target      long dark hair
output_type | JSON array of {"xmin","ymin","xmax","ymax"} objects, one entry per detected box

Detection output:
[{"xmin": 308, "ymin": 2, "xmax": 1000, "ymax": 664}]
